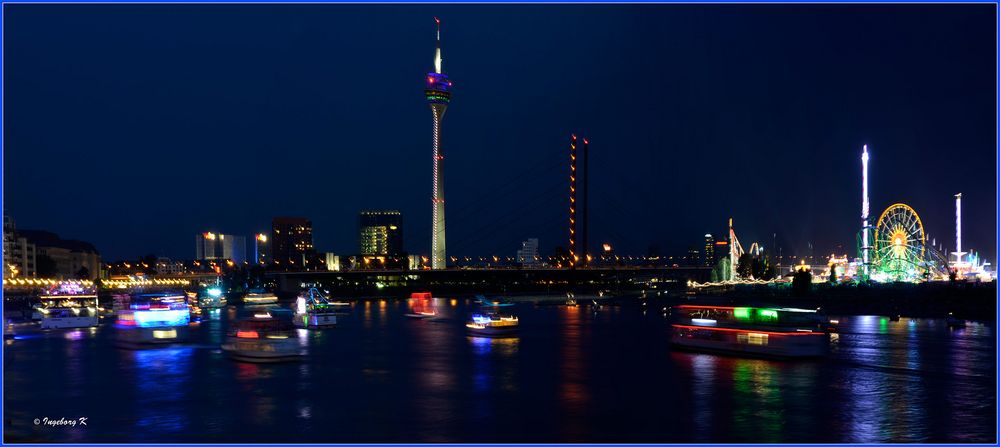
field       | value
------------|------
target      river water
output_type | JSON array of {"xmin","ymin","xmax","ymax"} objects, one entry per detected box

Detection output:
[{"xmin": 3, "ymin": 297, "xmax": 995, "ymax": 443}]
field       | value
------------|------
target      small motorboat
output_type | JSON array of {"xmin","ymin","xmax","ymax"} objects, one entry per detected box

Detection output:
[
  {"xmin": 293, "ymin": 288, "xmax": 338, "ymax": 328},
  {"xmin": 221, "ymin": 311, "xmax": 303, "ymax": 363},
  {"xmin": 565, "ymin": 292, "xmax": 578, "ymax": 307},
  {"xmin": 466, "ymin": 312, "xmax": 519, "ymax": 338}
]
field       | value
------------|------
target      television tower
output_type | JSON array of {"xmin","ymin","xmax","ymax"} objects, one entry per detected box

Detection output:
[
  {"xmin": 952, "ymin": 193, "xmax": 965, "ymax": 265},
  {"xmin": 426, "ymin": 17, "xmax": 452, "ymax": 270},
  {"xmin": 860, "ymin": 145, "xmax": 872, "ymax": 279}
]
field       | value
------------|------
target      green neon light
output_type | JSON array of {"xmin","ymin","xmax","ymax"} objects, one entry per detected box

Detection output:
[
  {"xmin": 734, "ymin": 308, "xmax": 750, "ymax": 320},
  {"xmin": 760, "ymin": 309, "xmax": 778, "ymax": 318}
]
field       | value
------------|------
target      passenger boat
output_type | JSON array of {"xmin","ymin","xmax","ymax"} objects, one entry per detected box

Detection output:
[
  {"xmin": 35, "ymin": 283, "xmax": 100, "ymax": 329},
  {"xmin": 293, "ymin": 288, "xmax": 337, "ymax": 328},
  {"xmin": 198, "ymin": 286, "xmax": 227, "ymax": 309},
  {"xmin": 115, "ymin": 292, "xmax": 191, "ymax": 347},
  {"xmin": 466, "ymin": 312, "xmax": 519, "ymax": 338},
  {"xmin": 243, "ymin": 288, "xmax": 279, "ymax": 306},
  {"xmin": 221, "ymin": 311, "xmax": 302, "ymax": 362},
  {"xmin": 669, "ymin": 305, "xmax": 831, "ymax": 358}
]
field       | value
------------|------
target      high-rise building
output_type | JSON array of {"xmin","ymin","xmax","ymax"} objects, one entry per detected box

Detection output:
[
  {"xmin": 517, "ymin": 238, "xmax": 540, "ymax": 268},
  {"xmin": 271, "ymin": 217, "xmax": 314, "ymax": 268},
  {"xmin": 195, "ymin": 232, "xmax": 246, "ymax": 263},
  {"xmin": 359, "ymin": 211, "xmax": 403, "ymax": 256},
  {"xmin": 704, "ymin": 234, "xmax": 715, "ymax": 266},
  {"xmin": 254, "ymin": 233, "xmax": 269, "ymax": 264},
  {"xmin": 426, "ymin": 17, "xmax": 452, "ymax": 270}
]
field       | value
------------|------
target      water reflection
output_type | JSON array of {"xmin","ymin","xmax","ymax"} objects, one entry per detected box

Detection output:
[
  {"xmin": 559, "ymin": 305, "xmax": 588, "ymax": 438},
  {"xmin": 131, "ymin": 347, "xmax": 193, "ymax": 438},
  {"xmin": 689, "ymin": 354, "xmax": 716, "ymax": 441}
]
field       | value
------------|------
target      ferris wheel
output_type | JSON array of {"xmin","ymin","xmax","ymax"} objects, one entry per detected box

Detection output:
[{"xmin": 873, "ymin": 203, "xmax": 926, "ymax": 281}]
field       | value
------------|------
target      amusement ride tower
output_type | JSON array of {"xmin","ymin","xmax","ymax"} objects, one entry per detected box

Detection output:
[{"xmin": 426, "ymin": 17, "xmax": 452, "ymax": 270}]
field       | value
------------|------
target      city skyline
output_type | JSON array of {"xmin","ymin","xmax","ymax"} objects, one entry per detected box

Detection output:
[{"xmin": 4, "ymin": 4, "xmax": 996, "ymax": 262}]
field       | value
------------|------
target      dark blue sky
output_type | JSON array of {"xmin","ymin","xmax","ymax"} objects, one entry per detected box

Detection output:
[{"xmin": 4, "ymin": 4, "xmax": 996, "ymax": 262}]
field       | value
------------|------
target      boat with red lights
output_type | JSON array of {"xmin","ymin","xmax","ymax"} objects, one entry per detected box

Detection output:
[
  {"xmin": 221, "ymin": 311, "xmax": 303, "ymax": 362},
  {"xmin": 466, "ymin": 312, "xmax": 519, "ymax": 337},
  {"xmin": 405, "ymin": 292, "xmax": 437, "ymax": 319},
  {"xmin": 669, "ymin": 305, "xmax": 831, "ymax": 357},
  {"xmin": 115, "ymin": 292, "xmax": 192, "ymax": 347}
]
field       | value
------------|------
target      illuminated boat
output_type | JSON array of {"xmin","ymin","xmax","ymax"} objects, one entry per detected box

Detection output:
[
  {"xmin": 198, "ymin": 286, "xmax": 227, "ymax": 308},
  {"xmin": 293, "ymin": 288, "xmax": 337, "ymax": 328},
  {"xmin": 115, "ymin": 292, "xmax": 191, "ymax": 346},
  {"xmin": 405, "ymin": 293, "xmax": 437, "ymax": 319},
  {"xmin": 669, "ymin": 305, "xmax": 831, "ymax": 358},
  {"xmin": 243, "ymin": 288, "xmax": 279, "ymax": 306},
  {"xmin": 35, "ymin": 283, "xmax": 100, "ymax": 329},
  {"xmin": 221, "ymin": 311, "xmax": 302, "ymax": 362},
  {"xmin": 474, "ymin": 294, "xmax": 514, "ymax": 307},
  {"xmin": 466, "ymin": 312, "xmax": 519, "ymax": 337}
]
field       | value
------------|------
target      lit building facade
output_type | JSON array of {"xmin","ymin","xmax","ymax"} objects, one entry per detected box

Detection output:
[
  {"xmin": 254, "ymin": 233, "xmax": 269, "ymax": 264},
  {"xmin": 359, "ymin": 210, "xmax": 403, "ymax": 256},
  {"xmin": 517, "ymin": 238, "xmax": 540, "ymax": 268},
  {"xmin": 3, "ymin": 216, "xmax": 36, "ymax": 278},
  {"xmin": 17, "ymin": 229, "xmax": 100, "ymax": 279},
  {"xmin": 195, "ymin": 232, "xmax": 246, "ymax": 263},
  {"xmin": 271, "ymin": 217, "xmax": 315, "ymax": 268},
  {"xmin": 704, "ymin": 234, "xmax": 715, "ymax": 266}
]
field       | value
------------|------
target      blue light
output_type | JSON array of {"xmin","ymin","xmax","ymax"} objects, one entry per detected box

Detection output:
[
  {"xmin": 134, "ymin": 309, "xmax": 189, "ymax": 328},
  {"xmin": 206, "ymin": 288, "xmax": 222, "ymax": 298}
]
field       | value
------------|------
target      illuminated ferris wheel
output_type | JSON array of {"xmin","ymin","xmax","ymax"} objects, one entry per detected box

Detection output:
[{"xmin": 873, "ymin": 203, "xmax": 926, "ymax": 281}]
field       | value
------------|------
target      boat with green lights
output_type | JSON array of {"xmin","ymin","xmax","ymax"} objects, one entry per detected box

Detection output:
[{"xmin": 669, "ymin": 305, "xmax": 831, "ymax": 358}]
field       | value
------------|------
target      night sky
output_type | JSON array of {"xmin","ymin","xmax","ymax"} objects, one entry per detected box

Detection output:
[{"xmin": 4, "ymin": 4, "xmax": 996, "ymax": 263}]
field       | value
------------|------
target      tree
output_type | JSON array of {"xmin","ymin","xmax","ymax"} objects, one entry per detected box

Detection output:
[
  {"xmin": 713, "ymin": 257, "xmax": 731, "ymax": 281},
  {"xmin": 36, "ymin": 254, "xmax": 57, "ymax": 278},
  {"xmin": 792, "ymin": 268, "xmax": 812, "ymax": 296},
  {"xmin": 75, "ymin": 266, "xmax": 91, "ymax": 280}
]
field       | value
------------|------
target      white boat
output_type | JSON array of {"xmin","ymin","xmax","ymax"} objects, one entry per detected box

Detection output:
[
  {"xmin": 669, "ymin": 305, "xmax": 831, "ymax": 358},
  {"xmin": 293, "ymin": 288, "xmax": 338, "ymax": 328},
  {"xmin": 39, "ymin": 307, "xmax": 99, "ymax": 329},
  {"xmin": 115, "ymin": 293, "xmax": 191, "ymax": 347},
  {"xmin": 466, "ymin": 312, "xmax": 519, "ymax": 338},
  {"xmin": 221, "ymin": 312, "xmax": 303, "ymax": 362},
  {"xmin": 35, "ymin": 283, "xmax": 100, "ymax": 329}
]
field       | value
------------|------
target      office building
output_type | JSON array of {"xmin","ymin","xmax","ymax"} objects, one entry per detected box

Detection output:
[
  {"xmin": 17, "ymin": 229, "xmax": 100, "ymax": 279},
  {"xmin": 704, "ymin": 234, "xmax": 715, "ymax": 266},
  {"xmin": 517, "ymin": 238, "xmax": 540, "ymax": 268},
  {"xmin": 195, "ymin": 232, "xmax": 246, "ymax": 263},
  {"xmin": 359, "ymin": 210, "xmax": 403, "ymax": 256},
  {"xmin": 272, "ymin": 217, "xmax": 314, "ymax": 268}
]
